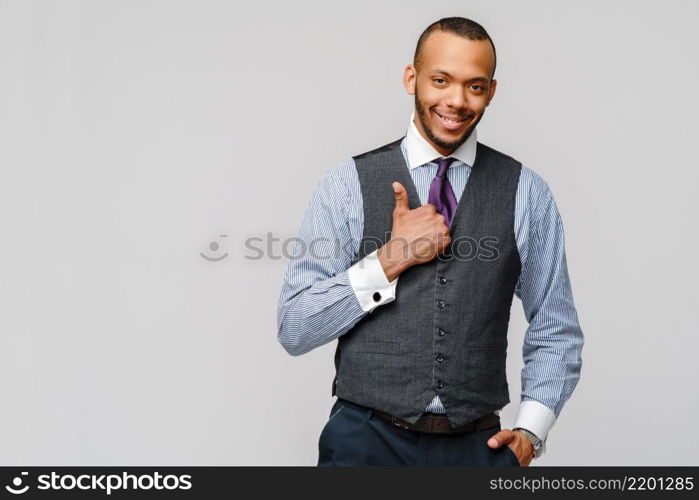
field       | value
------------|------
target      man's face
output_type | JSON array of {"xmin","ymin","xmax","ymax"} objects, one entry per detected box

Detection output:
[{"xmin": 404, "ymin": 30, "xmax": 497, "ymax": 156}]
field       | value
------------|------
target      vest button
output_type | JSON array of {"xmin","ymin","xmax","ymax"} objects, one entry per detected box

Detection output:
[
  {"xmin": 435, "ymin": 380, "xmax": 444, "ymax": 389},
  {"xmin": 439, "ymin": 276, "xmax": 447, "ymax": 284},
  {"xmin": 437, "ymin": 328, "xmax": 445, "ymax": 336},
  {"xmin": 437, "ymin": 300, "xmax": 446, "ymax": 309},
  {"xmin": 436, "ymin": 354, "xmax": 444, "ymax": 363}
]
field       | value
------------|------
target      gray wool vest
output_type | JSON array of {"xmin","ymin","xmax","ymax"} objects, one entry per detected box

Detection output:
[{"xmin": 331, "ymin": 136, "xmax": 523, "ymax": 428}]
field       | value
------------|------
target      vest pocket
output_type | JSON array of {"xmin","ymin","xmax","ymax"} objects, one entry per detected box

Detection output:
[
  {"xmin": 468, "ymin": 346, "xmax": 507, "ymax": 360},
  {"xmin": 349, "ymin": 340, "xmax": 405, "ymax": 355},
  {"xmin": 461, "ymin": 347, "xmax": 509, "ymax": 405}
]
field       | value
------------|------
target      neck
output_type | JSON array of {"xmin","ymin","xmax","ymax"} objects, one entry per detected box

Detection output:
[{"xmin": 412, "ymin": 115, "xmax": 455, "ymax": 157}]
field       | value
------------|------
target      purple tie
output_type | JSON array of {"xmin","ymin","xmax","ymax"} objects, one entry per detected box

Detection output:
[{"xmin": 427, "ymin": 157, "xmax": 458, "ymax": 227}]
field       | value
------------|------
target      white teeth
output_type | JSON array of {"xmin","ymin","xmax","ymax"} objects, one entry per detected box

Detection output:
[{"xmin": 438, "ymin": 114, "xmax": 462, "ymax": 124}]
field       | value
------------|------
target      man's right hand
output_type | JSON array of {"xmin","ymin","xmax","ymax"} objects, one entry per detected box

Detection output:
[{"xmin": 376, "ymin": 181, "xmax": 451, "ymax": 281}]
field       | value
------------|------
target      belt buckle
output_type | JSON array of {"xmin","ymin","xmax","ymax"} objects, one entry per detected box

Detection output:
[{"xmin": 391, "ymin": 415, "xmax": 410, "ymax": 430}]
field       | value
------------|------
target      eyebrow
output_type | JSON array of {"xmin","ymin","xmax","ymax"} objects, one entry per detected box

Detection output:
[{"xmin": 430, "ymin": 69, "xmax": 489, "ymax": 83}]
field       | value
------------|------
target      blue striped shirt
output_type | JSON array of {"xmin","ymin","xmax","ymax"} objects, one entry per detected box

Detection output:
[{"xmin": 277, "ymin": 115, "xmax": 583, "ymax": 449}]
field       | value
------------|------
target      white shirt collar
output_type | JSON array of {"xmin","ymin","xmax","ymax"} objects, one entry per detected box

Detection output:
[{"xmin": 405, "ymin": 109, "xmax": 478, "ymax": 170}]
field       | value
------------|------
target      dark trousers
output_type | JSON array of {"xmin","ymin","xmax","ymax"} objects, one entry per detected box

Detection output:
[{"xmin": 317, "ymin": 398, "xmax": 521, "ymax": 467}]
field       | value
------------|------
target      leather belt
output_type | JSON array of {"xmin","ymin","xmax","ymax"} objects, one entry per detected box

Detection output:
[{"xmin": 338, "ymin": 398, "xmax": 499, "ymax": 434}]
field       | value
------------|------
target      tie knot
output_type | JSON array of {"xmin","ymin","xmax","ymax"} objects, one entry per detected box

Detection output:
[{"xmin": 436, "ymin": 157, "xmax": 456, "ymax": 177}]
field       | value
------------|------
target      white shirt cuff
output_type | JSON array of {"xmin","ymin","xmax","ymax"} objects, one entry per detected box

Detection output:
[
  {"xmin": 347, "ymin": 248, "xmax": 398, "ymax": 313},
  {"xmin": 512, "ymin": 399, "xmax": 557, "ymax": 456}
]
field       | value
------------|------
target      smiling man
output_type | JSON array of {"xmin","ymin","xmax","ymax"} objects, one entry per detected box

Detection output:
[
  {"xmin": 277, "ymin": 17, "xmax": 584, "ymax": 466},
  {"xmin": 410, "ymin": 30, "xmax": 494, "ymax": 157}
]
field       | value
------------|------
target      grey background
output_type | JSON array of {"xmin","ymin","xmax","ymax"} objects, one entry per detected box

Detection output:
[{"xmin": 1, "ymin": 0, "xmax": 697, "ymax": 465}]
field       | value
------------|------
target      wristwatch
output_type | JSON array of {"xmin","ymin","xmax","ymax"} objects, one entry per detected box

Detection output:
[{"xmin": 512, "ymin": 427, "xmax": 545, "ymax": 458}]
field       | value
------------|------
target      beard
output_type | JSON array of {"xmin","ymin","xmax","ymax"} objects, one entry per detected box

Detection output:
[{"xmin": 414, "ymin": 88, "xmax": 483, "ymax": 152}]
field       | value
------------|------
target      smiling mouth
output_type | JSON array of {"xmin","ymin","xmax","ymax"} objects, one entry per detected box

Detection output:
[{"xmin": 435, "ymin": 111, "xmax": 467, "ymax": 131}]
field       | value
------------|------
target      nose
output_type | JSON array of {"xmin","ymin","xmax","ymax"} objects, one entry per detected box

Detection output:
[{"xmin": 444, "ymin": 86, "xmax": 466, "ymax": 110}]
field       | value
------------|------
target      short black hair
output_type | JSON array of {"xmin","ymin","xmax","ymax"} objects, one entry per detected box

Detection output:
[{"xmin": 413, "ymin": 17, "xmax": 497, "ymax": 80}]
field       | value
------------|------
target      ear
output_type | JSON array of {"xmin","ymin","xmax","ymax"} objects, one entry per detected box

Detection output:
[
  {"xmin": 486, "ymin": 79, "xmax": 497, "ymax": 106},
  {"xmin": 403, "ymin": 65, "xmax": 417, "ymax": 95}
]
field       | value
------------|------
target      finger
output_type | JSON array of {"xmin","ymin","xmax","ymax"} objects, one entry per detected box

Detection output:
[
  {"xmin": 487, "ymin": 429, "xmax": 514, "ymax": 448},
  {"xmin": 392, "ymin": 182, "xmax": 409, "ymax": 213}
]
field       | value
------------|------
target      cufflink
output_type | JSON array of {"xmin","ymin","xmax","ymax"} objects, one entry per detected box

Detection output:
[{"xmin": 373, "ymin": 292, "xmax": 381, "ymax": 302}]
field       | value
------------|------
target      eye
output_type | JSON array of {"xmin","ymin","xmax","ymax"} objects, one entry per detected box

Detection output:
[
  {"xmin": 434, "ymin": 78, "xmax": 446, "ymax": 85},
  {"xmin": 471, "ymin": 84, "xmax": 485, "ymax": 92}
]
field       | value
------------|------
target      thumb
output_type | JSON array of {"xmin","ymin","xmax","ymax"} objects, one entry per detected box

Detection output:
[
  {"xmin": 392, "ymin": 181, "xmax": 409, "ymax": 213},
  {"xmin": 487, "ymin": 430, "xmax": 514, "ymax": 448}
]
